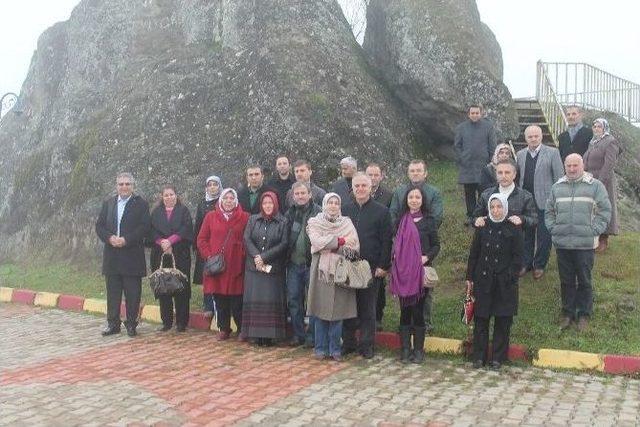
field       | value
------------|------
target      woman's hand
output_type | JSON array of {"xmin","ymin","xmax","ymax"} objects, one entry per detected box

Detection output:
[
  {"xmin": 465, "ymin": 280, "xmax": 473, "ymax": 294},
  {"xmin": 421, "ymin": 255, "xmax": 429, "ymax": 265},
  {"xmin": 160, "ymin": 239, "xmax": 172, "ymax": 252},
  {"xmin": 254, "ymin": 255, "xmax": 264, "ymax": 269}
]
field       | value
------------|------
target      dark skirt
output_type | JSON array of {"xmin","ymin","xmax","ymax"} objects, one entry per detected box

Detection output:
[{"xmin": 241, "ymin": 270, "xmax": 286, "ymax": 339}]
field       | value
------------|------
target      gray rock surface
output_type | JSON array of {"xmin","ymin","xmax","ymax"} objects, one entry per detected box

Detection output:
[
  {"xmin": 0, "ymin": 0, "xmax": 414, "ymax": 260},
  {"xmin": 363, "ymin": 0, "xmax": 520, "ymax": 154}
]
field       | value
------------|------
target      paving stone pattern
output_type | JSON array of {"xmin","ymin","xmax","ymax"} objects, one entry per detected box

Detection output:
[{"xmin": 1, "ymin": 303, "xmax": 638, "ymax": 426}]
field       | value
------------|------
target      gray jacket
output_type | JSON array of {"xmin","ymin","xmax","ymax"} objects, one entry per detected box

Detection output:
[
  {"xmin": 545, "ymin": 173, "xmax": 611, "ymax": 250},
  {"xmin": 516, "ymin": 144, "xmax": 564, "ymax": 209},
  {"xmin": 454, "ymin": 118, "xmax": 497, "ymax": 184}
]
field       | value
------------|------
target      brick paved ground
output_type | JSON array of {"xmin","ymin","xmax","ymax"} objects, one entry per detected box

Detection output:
[{"xmin": 1, "ymin": 303, "xmax": 638, "ymax": 426}]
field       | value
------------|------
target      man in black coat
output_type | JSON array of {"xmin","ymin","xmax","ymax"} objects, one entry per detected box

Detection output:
[
  {"xmin": 331, "ymin": 156, "xmax": 357, "ymax": 202},
  {"xmin": 341, "ymin": 172, "xmax": 393, "ymax": 359},
  {"xmin": 472, "ymin": 159, "xmax": 538, "ymax": 231},
  {"xmin": 237, "ymin": 165, "xmax": 274, "ymax": 215},
  {"xmin": 266, "ymin": 155, "xmax": 295, "ymax": 208},
  {"xmin": 95, "ymin": 172, "xmax": 151, "ymax": 337},
  {"xmin": 558, "ymin": 105, "xmax": 593, "ymax": 162}
]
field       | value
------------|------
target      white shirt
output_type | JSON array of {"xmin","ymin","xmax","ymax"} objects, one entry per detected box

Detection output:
[
  {"xmin": 499, "ymin": 183, "xmax": 515, "ymax": 198},
  {"xmin": 117, "ymin": 195, "xmax": 131, "ymax": 237}
]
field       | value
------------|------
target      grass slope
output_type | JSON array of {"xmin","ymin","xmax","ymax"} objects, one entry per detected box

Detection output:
[{"xmin": 1, "ymin": 160, "xmax": 638, "ymax": 355}]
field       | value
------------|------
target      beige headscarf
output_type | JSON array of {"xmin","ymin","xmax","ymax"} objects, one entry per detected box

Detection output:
[{"xmin": 307, "ymin": 193, "xmax": 359, "ymax": 284}]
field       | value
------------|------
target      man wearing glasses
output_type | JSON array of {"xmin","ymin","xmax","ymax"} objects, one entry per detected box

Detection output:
[{"xmin": 95, "ymin": 172, "xmax": 151, "ymax": 337}]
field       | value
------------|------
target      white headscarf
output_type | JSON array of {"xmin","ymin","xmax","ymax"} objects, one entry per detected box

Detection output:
[
  {"xmin": 488, "ymin": 193, "xmax": 509, "ymax": 223},
  {"xmin": 322, "ymin": 192, "xmax": 342, "ymax": 222},
  {"xmin": 205, "ymin": 175, "xmax": 222, "ymax": 201},
  {"xmin": 218, "ymin": 188, "xmax": 238, "ymax": 220}
]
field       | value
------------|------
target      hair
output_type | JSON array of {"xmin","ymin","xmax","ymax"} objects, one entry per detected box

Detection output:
[
  {"xmin": 291, "ymin": 181, "xmax": 311, "ymax": 193},
  {"xmin": 152, "ymin": 184, "xmax": 182, "ymax": 211},
  {"xmin": 116, "ymin": 172, "xmax": 135, "ymax": 184},
  {"xmin": 365, "ymin": 162, "xmax": 384, "ymax": 172},
  {"xmin": 565, "ymin": 105, "xmax": 583, "ymax": 113},
  {"xmin": 246, "ymin": 164, "xmax": 263, "ymax": 173},
  {"xmin": 351, "ymin": 171, "xmax": 372, "ymax": 186},
  {"xmin": 408, "ymin": 159, "xmax": 427, "ymax": 169},
  {"xmin": 496, "ymin": 158, "xmax": 517, "ymax": 171},
  {"xmin": 468, "ymin": 103, "xmax": 484, "ymax": 111},
  {"xmin": 340, "ymin": 156, "xmax": 358, "ymax": 168},
  {"xmin": 399, "ymin": 186, "xmax": 430, "ymax": 224},
  {"xmin": 293, "ymin": 159, "xmax": 312, "ymax": 169},
  {"xmin": 275, "ymin": 155, "xmax": 290, "ymax": 163}
]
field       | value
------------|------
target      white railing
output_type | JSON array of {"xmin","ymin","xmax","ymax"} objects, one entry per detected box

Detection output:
[
  {"xmin": 535, "ymin": 62, "xmax": 567, "ymax": 146},
  {"xmin": 537, "ymin": 61, "xmax": 640, "ymax": 124}
]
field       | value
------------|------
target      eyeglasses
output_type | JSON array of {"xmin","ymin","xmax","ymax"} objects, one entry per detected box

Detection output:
[{"xmin": 117, "ymin": 182, "xmax": 132, "ymax": 186}]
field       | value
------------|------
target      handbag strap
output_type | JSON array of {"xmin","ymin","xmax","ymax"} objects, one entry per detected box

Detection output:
[
  {"xmin": 219, "ymin": 229, "xmax": 232, "ymax": 254},
  {"xmin": 161, "ymin": 252, "xmax": 177, "ymax": 269}
]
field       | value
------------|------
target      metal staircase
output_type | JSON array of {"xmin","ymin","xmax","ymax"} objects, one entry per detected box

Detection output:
[{"xmin": 513, "ymin": 61, "xmax": 640, "ymax": 150}]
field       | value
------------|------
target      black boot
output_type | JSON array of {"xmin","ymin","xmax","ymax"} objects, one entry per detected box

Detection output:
[
  {"xmin": 399, "ymin": 326, "xmax": 412, "ymax": 364},
  {"xmin": 412, "ymin": 326, "xmax": 426, "ymax": 364}
]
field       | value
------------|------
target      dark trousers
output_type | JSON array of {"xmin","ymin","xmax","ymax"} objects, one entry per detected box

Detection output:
[
  {"xmin": 473, "ymin": 315, "xmax": 513, "ymax": 363},
  {"xmin": 159, "ymin": 286, "xmax": 191, "ymax": 328},
  {"xmin": 557, "ymin": 249, "xmax": 594, "ymax": 319},
  {"xmin": 400, "ymin": 295, "xmax": 425, "ymax": 327},
  {"xmin": 463, "ymin": 183, "xmax": 481, "ymax": 218},
  {"xmin": 343, "ymin": 278, "xmax": 381, "ymax": 352},
  {"xmin": 523, "ymin": 208, "xmax": 552, "ymax": 270},
  {"xmin": 376, "ymin": 279, "xmax": 386, "ymax": 322},
  {"xmin": 106, "ymin": 275, "xmax": 142, "ymax": 328},
  {"xmin": 214, "ymin": 294, "xmax": 242, "ymax": 333}
]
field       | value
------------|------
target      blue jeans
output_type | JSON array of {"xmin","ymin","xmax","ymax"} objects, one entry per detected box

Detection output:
[
  {"xmin": 314, "ymin": 319, "xmax": 342, "ymax": 357},
  {"xmin": 286, "ymin": 263, "xmax": 314, "ymax": 344},
  {"xmin": 523, "ymin": 208, "xmax": 552, "ymax": 270}
]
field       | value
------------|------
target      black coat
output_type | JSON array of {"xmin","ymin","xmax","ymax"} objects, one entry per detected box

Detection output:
[
  {"xmin": 473, "ymin": 186, "xmax": 538, "ymax": 229},
  {"xmin": 285, "ymin": 200, "xmax": 322, "ymax": 265},
  {"xmin": 558, "ymin": 126, "xmax": 593, "ymax": 162},
  {"xmin": 149, "ymin": 203, "xmax": 194, "ymax": 285},
  {"xmin": 243, "ymin": 213, "xmax": 289, "ymax": 274},
  {"xmin": 267, "ymin": 175, "xmax": 295, "ymax": 208},
  {"xmin": 332, "ymin": 177, "xmax": 353, "ymax": 202},
  {"xmin": 237, "ymin": 184, "xmax": 275, "ymax": 215},
  {"xmin": 192, "ymin": 197, "xmax": 217, "ymax": 284},
  {"xmin": 342, "ymin": 198, "xmax": 393, "ymax": 270},
  {"xmin": 95, "ymin": 194, "xmax": 151, "ymax": 277},
  {"xmin": 466, "ymin": 221, "xmax": 523, "ymax": 317},
  {"xmin": 414, "ymin": 216, "xmax": 440, "ymax": 265},
  {"xmin": 372, "ymin": 185, "xmax": 393, "ymax": 208}
]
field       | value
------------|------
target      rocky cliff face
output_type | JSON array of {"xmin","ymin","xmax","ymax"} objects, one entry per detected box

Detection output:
[
  {"xmin": 0, "ymin": 0, "xmax": 414, "ymax": 260},
  {"xmin": 363, "ymin": 0, "xmax": 520, "ymax": 155}
]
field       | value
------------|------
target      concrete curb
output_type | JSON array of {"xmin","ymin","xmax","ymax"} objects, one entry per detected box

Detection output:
[{"xmin": 2, "ymin": 286, "xmax": 639, "ymax": 375}]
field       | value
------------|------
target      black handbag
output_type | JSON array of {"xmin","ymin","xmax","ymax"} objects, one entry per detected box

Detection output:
[
  {"xmin": 148, "ymin": 253, "xmax": 188, "ymax": 298},
  {"xmin": 203, "ymin": 229, "xmax": 231, "ymax": 276}
]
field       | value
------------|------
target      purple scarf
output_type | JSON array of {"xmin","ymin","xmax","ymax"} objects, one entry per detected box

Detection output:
[{"xmin": 390, "ymin": 212, "xmax": 424, "ymax": 307}]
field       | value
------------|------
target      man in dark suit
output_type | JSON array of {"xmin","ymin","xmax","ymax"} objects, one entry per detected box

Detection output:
[
  {"xmin": 95, "ymin": 172, "xmax": 151, "ymax": 337},
  {"xmin": 558, "ymin": 105, "xmax": 593, "ymax": 162},
  {"xmin": 237, "ymin": 165, "xmax": 273, "ymax": 215}
]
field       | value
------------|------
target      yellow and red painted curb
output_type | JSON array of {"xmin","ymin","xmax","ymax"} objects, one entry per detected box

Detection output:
[{"xmin": 2, "ymin": 286, "xmax": 639, "ymax": 375}]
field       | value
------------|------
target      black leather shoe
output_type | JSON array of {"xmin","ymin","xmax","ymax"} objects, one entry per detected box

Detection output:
[
  {"xmin": 158, "ymin": 325, "xmax": 172, "ymax": 332},
  {"xmin": 176, "ymin": 325, "xmax": 186, "ymax": 332},
  {"xmin": 101, "ymin": 326, "xmax": 121, "ymax": 336},
  {"xmin": 472, "ymin": 360, "xmax": 484, "ymax": 369},
  {"xmin": 126, "ymin": 325, "xmax": 137, "ymax": 337},
  {"xmin": 361, "ymin": 348, "xmax": 374, "ymax": 359},
  {"xmin": 489, "ymin": 361, "xmax": 501, "ymax": 371},
  {"xmin": 342, "ymin": 347, "xmax": 357, "ymax": 356}
]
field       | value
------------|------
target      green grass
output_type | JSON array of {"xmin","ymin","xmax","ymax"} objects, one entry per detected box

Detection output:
[{"xmin": 0, "ymin": 160, "xmax": 638, "ymax": 356}]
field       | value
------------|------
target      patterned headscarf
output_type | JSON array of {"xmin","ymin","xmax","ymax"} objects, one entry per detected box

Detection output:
[
  {"xmin": 492, "ymin": 143, "xmax": 515, "ymax": 165},
  {"xmin": 218, "ymin": 188, "xmax": 239, "ymax": 220},
  {"xmin": 590, "ymin": 118, "xmax": 611, "ymax": 145}
]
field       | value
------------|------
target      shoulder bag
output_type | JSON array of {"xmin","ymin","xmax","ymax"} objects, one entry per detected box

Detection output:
[{"xmin": 203, "ymin": 229, "xmax": 232, "ymax": 276}]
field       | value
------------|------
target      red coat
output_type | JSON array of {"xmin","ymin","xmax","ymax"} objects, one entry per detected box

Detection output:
[{"xmin": 197, "ymin": 206, "xmax": 249, "ymax": 296}]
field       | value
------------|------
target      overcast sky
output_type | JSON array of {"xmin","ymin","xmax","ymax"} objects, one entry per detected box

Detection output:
[{"xmin": 1, "ymin": 0, "xmax": 639, "ymax": 101}]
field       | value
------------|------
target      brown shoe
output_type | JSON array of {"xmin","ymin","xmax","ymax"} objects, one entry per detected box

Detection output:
[
  {"xmin": 577, "ymin": 317, "xmax": 589, "ymax": 332},
  {"xmin": 559, "ymin": 316, "xmax": 572, "ymax": 330},
  {"xmin": 532, "ymin": 269, "xmax": 544, "ymax": 280},
  {"xmin": 518, "ymin": 267, "xmax": 528, "ymax": 277}
]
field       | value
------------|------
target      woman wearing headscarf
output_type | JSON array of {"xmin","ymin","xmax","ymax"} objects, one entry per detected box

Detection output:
[
  {"xmin": 149, "ymin": 184, "xmax": 194, "ymax": 332},
  {"xmin": 390, "ymin": 187, "xmax": 440, "ymax": 364},
  {"xmin": 197, "ymin": 188, "xmax": 250, "ymax": 340},
  {"xmin": 466, "ymin": 193, "xmax": 523, "ymax": 370},
  {"xmin": 241, "ymin": 191, "xmax": 289, "ymax": 346},
  {"xmin": 479, "ymin": 143, "xmax": 518, "ymax": 193},
  {"xmin": 193, "ymin": 175, "xmax": 223, "ymax": 316},
  {"xmin": 306, "ymin": 193, "xmax": 359, "ymax": 361},
  {"xmin": 583, "ymin": 118, "xmax": 620, "ymax": 252}
]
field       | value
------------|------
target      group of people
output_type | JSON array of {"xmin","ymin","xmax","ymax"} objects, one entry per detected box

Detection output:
[{"xmin": 94, "ymin": 103, "xmax": 618, "ymax": 369}]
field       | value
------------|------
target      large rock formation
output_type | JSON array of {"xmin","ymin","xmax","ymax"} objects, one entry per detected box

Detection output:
[
  {"xmin": 0, "ymin": 0, "xmax": 414, "ymax": 261},
  {"xmin": 363, "ymin": 0, "xmax": 520, "ymax": 155}
]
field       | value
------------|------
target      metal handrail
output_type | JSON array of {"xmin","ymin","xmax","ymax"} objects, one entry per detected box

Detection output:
[
  {"xmin": 535, "ymin": 62, "xmax": 566, "ymax": 146},
  {"xmin": 537, "ymin": 61, "xmax": 640, "ymax": 123}
]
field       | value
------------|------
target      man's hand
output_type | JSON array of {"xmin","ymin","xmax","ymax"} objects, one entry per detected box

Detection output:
[
  {"xmin": 508, "ymin": 215, "xmax": 523, "ymax": 226},
  {"xmin": 108, "ymin": 235, "xmax": 119, "ymax": 247},
  {"xmin": 474, "ymin": 217, "xmax": 486, "ymax": 227}
]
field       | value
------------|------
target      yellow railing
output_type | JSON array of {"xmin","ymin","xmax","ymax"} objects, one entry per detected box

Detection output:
[{"xmin": 535, "ymin": 62, "xmax": 567, "ymax": 146}]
